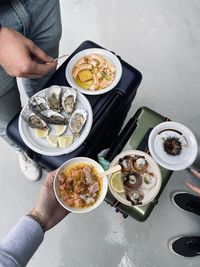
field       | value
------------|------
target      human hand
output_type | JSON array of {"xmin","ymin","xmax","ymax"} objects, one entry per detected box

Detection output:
[
  {"xmin": 30, "ymin": 170, "xmax": 70, "ymax": 231},
  {"xmin": 0, "ymin": 27, "xmax": 57, "ymax": 78},
  {"xmin": 186, "ymin": 169, "xmax": 200, "ymax": 195}
]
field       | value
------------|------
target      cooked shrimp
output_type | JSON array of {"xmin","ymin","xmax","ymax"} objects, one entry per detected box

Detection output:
[
  {"xmin": 90, "ymin": 54, "xmax": 106, "ymax": 67},
  {"xmin": 100, "ymin": 74, "xmax": 115, "ymax": 88},
  {"xmin": 72, "ymin": 63, "xmax": 92, "ymax": 77},
  {"xmin": 75, "ymin": 57, "xmax": 88, "ymax": 66}
]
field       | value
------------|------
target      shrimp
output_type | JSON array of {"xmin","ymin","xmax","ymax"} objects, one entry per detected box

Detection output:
[
  {"xmin": 89, "ymin": 74, "xmax": 100, "ymax": 90},
  {"xmin": 72, "ymin": 63, "xmax": 92, "ymax": 78},
  {"xmin": 100, "ymin": 73, "xmax": 115, "ymax": 88},
  {"xmin": 75, "ymin": 57, "xmax": 88, "ymax": 66},
  {"xmin": 90, "ymin": 54, "xmax": 106, "ymax": 67}
]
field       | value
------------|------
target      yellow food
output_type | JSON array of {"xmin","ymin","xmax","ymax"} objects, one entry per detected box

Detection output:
[
  {"xmin": 78, "ymin": 70, "xmax": 93, "ymax": 82},
  {"xmin": 58, "ymin": 135, "xmax": 73, "ymax": 148},
  {"xmin": 35, "ymin": 128, "xmax": 49, "ymax": 138},
  {"xmin": 54, "ymin": 125, "xmax": 67, "ymax": 136},
  {"xmin": 47, "ymin": 135, "xmax": 58, "ymax": 147},
  {"xmin": 110, "ymin": 171, "xmax": 124, "ymax": 193}
]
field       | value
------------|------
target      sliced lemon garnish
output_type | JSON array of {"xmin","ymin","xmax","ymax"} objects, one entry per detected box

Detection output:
[
  {"xmin": 58, "ymin": 135, "xmax": 73, "ymax": 148},
  {"xmin": 35, "ymin": 128, "xmax": 49, "ymax": 138},
  {"xmin": 110, "ymin": 171, "xmax": 124, "ymax": 193},
  {"xmin": 54, "ymin": 125, "xmax": 67, "ymax": 136},
  {"xmin": 47, "ymin": 135, "xmax": 58, "ymax": 147}
]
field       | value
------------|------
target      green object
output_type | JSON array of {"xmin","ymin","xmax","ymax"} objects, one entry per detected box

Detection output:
[{"xmin": 102, "ymin": 107, "xmax": 173, "ymax": 222}]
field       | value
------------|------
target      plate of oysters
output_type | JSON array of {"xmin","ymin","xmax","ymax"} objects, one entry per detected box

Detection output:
[
  {"xmin": 19, "ymin": 86, "xmax": 93, "ymax": 156},
  {"xmin": 108, "ymin": 150, "xmax": 162, "ymax": 206}
]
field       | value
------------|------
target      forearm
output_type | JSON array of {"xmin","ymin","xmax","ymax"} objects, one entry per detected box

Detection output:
[{"xmin": 0, "ymin": 216, "xmax": 44, "ymax": 267}]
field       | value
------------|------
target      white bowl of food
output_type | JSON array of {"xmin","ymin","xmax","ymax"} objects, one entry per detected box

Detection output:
[
  {"xmin": 54, "ymin": 157, "xmax": 108, "ymax": 213},
  {"xmin": 65, "ymin": 48, "xmax": 122, "ymax": 95},
  {"xmin": 108, "ymin": 150, "xmax": 162, "ymax": 207}
]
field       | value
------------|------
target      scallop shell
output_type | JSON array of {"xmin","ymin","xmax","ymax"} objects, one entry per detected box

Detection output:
[
  {"xmin": 62, "ymin": 87, "xmax": 77, "ymax": 114},
  {"xmin": 29, "ymin": 96, "xmax": 50, "ymax": 115},
  {"xmin": 45, "ymin": 85, "xmax": 62, "ymax": 112},
  {"xmin": 39, "ymin": 110, "xmax": 67, "ymax": 125},
  {"xmin": 69, "ymin": 109, "xmax": 87, "ymax": 137},
  {"xmin": 21, "ymin": 109, "xmax": 48, "ymax": 129}
]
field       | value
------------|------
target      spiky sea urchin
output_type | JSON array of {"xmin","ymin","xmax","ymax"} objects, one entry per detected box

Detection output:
[{"xmin": 163, "ymin": 136, "xmax": 182, "ymax": 156}]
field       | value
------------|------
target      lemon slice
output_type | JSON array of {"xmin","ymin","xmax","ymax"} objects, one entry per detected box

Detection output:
[
  {"xmin": 47, "ymin": 135, "xmax": 58, "ymax": 147},
  {"xmin": 110, "ymin": 171, "xmax": 124, "ymax": 193},
  {"xmin": 54, "ymin": 125, "xmax": 67, "ymax": 136},
  {"xmin": 58, "ymin": 135, "xmax": 73, "ymax": 148},
  {"xmin": 35, "ymin": 128, "xmax": 49, "ymax": 138}
]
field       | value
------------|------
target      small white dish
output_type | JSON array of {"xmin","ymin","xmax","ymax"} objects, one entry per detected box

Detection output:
[
  {"xmin": 19, "ymin": 87, "xmax": 93, "ymax": 156},
  {"xmin": 65, "ymin": 48, "xmax": 122, "ymax": 95},
  {"xmin": 148, "ymin": 122, "xmax": 198, "ymax": 171},
  {"xmin": 54, "ymin": 157, "xmax": 108, "ymax": 213},
  {"xmin": 108, "ymin": 150, "xmax": 162, "ymax": 207}
]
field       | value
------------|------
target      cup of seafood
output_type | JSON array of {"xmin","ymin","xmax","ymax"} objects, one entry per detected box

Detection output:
[
  {"xmin": 108, "ymin": 150, "xmax": 162, "ymax": 207},
  {"xmin": 54, "ymin": 157, "xmax": 108, "ymax": 213},
  {"xmin": 65, "ymin": 48, "xmax": 122, "ymax": 95}
]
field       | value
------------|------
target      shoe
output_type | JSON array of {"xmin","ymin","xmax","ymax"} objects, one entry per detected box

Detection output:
[
  {"xmin": 169, "ymin": 236, "xmax": 200, "ymax": 257},
  {"xmin": 17, "ymin": 151, "xmax": 41, "ymax": 181},
  {"xmin": 171, "ymin": 191, "xmax": 200, "ymax": 216}
]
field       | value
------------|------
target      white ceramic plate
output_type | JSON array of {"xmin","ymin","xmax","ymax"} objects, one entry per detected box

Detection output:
[
  {"xmin": 148, "ymin": 122, "xmax": 198, "ymax": 171},
  {"xmin": 108, "ymin": 150, "xmax": 162, "ymax": 207},
  {"xmin": 65, "ymin": 48, "xmax": 122, "ymax": 95},
  {"xmin": 54, "ymin": 157, "xmax": 108, "ymax": 213},
  {"xmin": 19, "ymin": 87, "xmax": 93, "ymax": 156}
]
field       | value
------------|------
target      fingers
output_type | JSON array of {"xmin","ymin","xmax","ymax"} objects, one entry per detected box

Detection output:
[
  {"xmin": 186, "ymin": 182, "xmax": 200, "ymax": 196},
  {"xmin": 29, "ymin": 61, "xmax": 57, "ymax": 77},
  {"xmin": 190, "ymin": 169, "xmax": 200, "ymax": 180},
  {"xmin": 28, "ymin": 41, "xmax": 53, "ymax": 63}
]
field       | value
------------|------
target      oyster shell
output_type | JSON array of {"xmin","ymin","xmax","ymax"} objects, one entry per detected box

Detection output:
[
  {"xmin": 21, "ymin": 109, "xmax": 48, "ymax": 129},
  {"xmin": 69, "ymin": 109, "xmax": 87, "ymax": 137},
  {"xmin": 39, "ymin": 110, "xmax": 67, "ymax": 125},
  {"xmin": 46, "ymin": 85, "xmax": 62, "ymax": 112},
  {"xmin": 29, "ymin": 96, "xmax": 50, "ymax": 115},
  {"xmin": 62, "ymin": 87, "xmax": 76, "ymax": 114}
]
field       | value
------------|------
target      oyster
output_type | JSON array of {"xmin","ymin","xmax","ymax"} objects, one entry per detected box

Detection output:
[
  {"xmin": 39, "ymin": 110, "xmax": 67, "ymax": 125},
  {"xmin": 62, "ymin": 87, "xmax": 76, "ymax": 114},
  {"xmin": 46, "ymin": 85, "xmax": 62, "ymax": 112},
  {"xmin": 21, "ymin": 109, "xmax": 48, "ymax": 129},
  {"xmin": 69, "ymin": 109, "xmax": 87, "ymax": 137},
  {"xmin": 29, "ymin": 96, "xmax": 50, "ymax": 114}
]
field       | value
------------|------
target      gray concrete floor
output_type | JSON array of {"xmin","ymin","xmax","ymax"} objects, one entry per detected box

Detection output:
[{"xmin": 1, "ymin": 0, "xmax": 200, "ymax": 266}]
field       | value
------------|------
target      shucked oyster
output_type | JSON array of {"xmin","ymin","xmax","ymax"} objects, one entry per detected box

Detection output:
[
  {"xmin": 46, "ymin": 85, "xmax": 62, "ymax": 112},
  {"xmin": 69, "ymin": 109, "xmax": 87, "ymax": 137},
  {"xmin": 29, "ymin": 96, "xmax": 50, "ymax": 114},
  {"xmin": 39, "ymin": 110, "xmax": 67, "ymax": 125},
  {"xmin": 62, "ymin": 87, "xmax": 76, "ymax": 115},
  {"xmin": 21, "ymin": 109, "xmax": 48, "ymax": 129}
]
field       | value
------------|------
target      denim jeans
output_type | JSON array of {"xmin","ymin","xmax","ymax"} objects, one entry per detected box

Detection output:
[{"xmin": 0, "ymin": 0, "xmax": 62, "ymax": 148}]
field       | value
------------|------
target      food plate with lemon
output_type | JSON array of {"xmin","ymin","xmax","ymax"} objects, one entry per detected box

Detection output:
[
  {"xmin": 108, "ymin": 150, "xmax": 162, "ymax": 207},
  {"xmin": 19, "ymin": 86, "xmax": 93, "ymax": 156}
]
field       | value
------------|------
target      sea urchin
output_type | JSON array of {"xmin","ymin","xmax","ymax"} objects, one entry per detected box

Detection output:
[{"xmin": 163, "ymin": 136, "xmax": 182, "ymax": 156}]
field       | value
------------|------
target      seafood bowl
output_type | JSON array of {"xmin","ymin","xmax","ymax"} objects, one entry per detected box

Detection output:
[
  {"xmin": 54, "ymin": 157, "xmax": 108, "ymax": 213},
  {"xmin": 65, "ymin": 48, "xmax": 122, "ymax": 95},
  {"xmin": 108, "ymin": 150, "xmax": 162, "ymax": 207},
  {"xmin": 19, "ymin": 86, "xmax": 93, "ymax": 156}
]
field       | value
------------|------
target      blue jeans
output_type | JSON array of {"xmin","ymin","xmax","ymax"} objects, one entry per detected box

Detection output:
[{"xmin": 0, "ymin": 0, "xmax": 62, "ymax": 147}]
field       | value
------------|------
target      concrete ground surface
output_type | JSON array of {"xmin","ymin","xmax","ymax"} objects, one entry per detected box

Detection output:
[{"xmin": 0, "ymin": 0, "xmax": 200, "ymax": 266}]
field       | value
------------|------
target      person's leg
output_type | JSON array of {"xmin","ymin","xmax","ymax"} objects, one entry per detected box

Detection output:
[{"xmin": 21, "ymin": 0, "xmax": 62, "ymax": 97}]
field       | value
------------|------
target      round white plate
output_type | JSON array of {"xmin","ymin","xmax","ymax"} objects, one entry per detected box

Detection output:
[
  {"xmin": 65, "ymin": 48, "xmax": 122, "ymax": 95},
  {"xmin": 54, "ymin": 157, "xmax": 108, "ymax": 213},
  {"xmin": 19, "ymin": 87, "xmax": 93, "ymax": 156},
  {"xmin": 148, "ymin": 122, "xmax": 198, "ymax": 171},
  {"xmin": 108, "ymin": 150, "xmax": 162, "ymax": 207}
]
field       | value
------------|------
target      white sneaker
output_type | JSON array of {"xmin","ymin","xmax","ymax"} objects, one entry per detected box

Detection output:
[{"xmin": 17, "ymin": 151, "xmax": 41, "ymax": 181}]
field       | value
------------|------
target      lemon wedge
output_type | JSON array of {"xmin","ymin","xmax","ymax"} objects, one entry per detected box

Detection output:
[
  {"xmin": 110, "ymin": 171, "xmax": 124, "ymax": 193},
  {"xmin": 54, "ymin": 125, "xmax": 67, "ymax": 136},
  {"xmin": 47, "ymin": 135, "xmax": 58, "ymax": 147},
  {"xmin": 58, "ymin": 135, "xmax": 73, "ymax": 148},
  {"xmin": 35, "ymin": 128, "xmax": 49, "ymax": 138}
]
